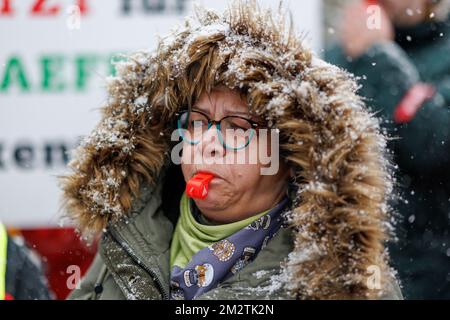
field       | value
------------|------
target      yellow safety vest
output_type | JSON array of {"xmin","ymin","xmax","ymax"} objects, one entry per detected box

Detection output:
[{"xmin": 0, "ymin": 222, "xmax": 7, "ymax": 300}]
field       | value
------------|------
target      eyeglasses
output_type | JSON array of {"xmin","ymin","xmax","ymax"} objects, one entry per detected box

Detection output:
[{"xmin": 176, "ymin": 109, "xmax": 261, "ymax": 150}]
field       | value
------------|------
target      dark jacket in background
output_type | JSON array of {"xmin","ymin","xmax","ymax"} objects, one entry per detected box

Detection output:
[
  {"xmin": 6, "ymin": 237, "xmax": 51, "ymax": 300},
  {"xmin": 326, "ymin": 17, "xmax": 450, "ymax": 299}
]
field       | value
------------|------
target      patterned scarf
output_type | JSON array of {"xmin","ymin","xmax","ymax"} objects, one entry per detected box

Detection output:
[{"xmin": 169, "ymin": 194, "xmax": 289, "ymax": 300}]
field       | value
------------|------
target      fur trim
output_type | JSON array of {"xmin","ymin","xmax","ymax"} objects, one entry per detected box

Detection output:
[{"xmin": 59, "ymin": 0, "xmax": 395, "ymax": 299}]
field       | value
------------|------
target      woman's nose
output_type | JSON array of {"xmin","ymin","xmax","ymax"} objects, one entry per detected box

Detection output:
[{"xmin": 200, "ymin": 125, "xmax": 225, "ymax": 160}]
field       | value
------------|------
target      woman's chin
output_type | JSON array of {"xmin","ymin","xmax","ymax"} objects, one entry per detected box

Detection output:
[
  {"xmin": 194, "ymin": 200, "xmax": 236, "ymax": 224},
  {"xmin": 194, "ymin": 189, "xmax": 229, "ymax": 212},
  {"xmin": 194, "ymin": 193, "xmax": 221, "ymax": 209}
]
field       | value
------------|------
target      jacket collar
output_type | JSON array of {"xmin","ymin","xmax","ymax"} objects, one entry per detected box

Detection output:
[{"xmin": 102, "ymin": 170, "xmax": 173, "ymax": 299}]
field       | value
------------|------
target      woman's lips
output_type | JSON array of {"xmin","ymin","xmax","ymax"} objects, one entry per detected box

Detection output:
[{"xmin": 192, "ymin": 170, "xmax": 225, "ymax": 181}]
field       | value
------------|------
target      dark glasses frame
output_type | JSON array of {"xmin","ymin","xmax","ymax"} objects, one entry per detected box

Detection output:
[{"xmin": 175, "ymin": 108, "xmax": 263, "ymax": 150}]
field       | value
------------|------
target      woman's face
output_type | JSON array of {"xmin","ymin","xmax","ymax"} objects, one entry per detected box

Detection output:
[{"xmin": 180, "ymin": 86, "xmax": 290, "ymax": 223}]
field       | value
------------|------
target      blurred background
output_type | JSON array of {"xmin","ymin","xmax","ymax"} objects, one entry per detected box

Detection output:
[{"xmin": 1, "ymin": 0, "xmax": 449, "ymax": 299}]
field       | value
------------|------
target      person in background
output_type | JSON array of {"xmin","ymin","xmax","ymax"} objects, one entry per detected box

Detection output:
[
  {"xmin": 326, "ymin": 0, "xmax": 450, "ymax": 299},
  {"xmin": 0, "ymin": 222, "xmax": 51, "ymax": 300}
]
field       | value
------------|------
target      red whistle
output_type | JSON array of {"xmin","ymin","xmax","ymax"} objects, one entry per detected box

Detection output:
[
  {"xmin": 186, "ymin": 172, "xmax": 214, "ymax": 199},
  {"xmin": 365, "ymin": 0, "xmax": 378, "ymax": 5}
]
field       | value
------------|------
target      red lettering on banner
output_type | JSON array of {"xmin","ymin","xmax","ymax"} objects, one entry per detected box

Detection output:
[
  {"xmin": 77, "ymin": 0, "xmax": 88, "ymax": 14},
  {"xmin": 0, "ymin": 0, "xmax": 13, "ymax": 15},
  {"xmin": 31, "ymin": 0, "xmax": 60, "ymax": 16},
  {"xmin": 0, "ymin": 0, "xmax": 89, "ymax": 17}
]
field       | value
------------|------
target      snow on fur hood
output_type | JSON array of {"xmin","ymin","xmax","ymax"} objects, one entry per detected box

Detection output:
[{"xmin": 60, "ymin": 0, "xmax": 397, "ymax": 299}]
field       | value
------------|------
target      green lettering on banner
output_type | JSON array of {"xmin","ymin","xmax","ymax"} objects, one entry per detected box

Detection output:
[
  {"xmin": 108, "ymin": 54, "xmax": 127, "ymax": 77},
  {"xmin": 40, "ymin": 55, "xmax": 65, "ymax": 92},
  {"xmin": 0, "ymin": 56, "xmax": 30, "ymax": 92},
  {"xmin": 75, "ymin": 54, "xmax": 99, "ymax": 91},
  {"xmin": 0, "ymin": 52, "xmax": 125, "ymax": 94}
]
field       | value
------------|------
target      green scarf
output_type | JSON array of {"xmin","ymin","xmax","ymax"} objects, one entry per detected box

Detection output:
[{"xmin": 169, "ymin": 193, "xmax": 270, "ymax": 269}]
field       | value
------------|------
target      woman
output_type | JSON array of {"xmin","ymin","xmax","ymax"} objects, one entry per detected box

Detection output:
[{"xmin": 62, "ymin": 0, "xmax": 402, "ymax": 300}]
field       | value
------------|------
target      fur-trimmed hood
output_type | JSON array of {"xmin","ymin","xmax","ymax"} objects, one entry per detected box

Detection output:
[{"xmin": 60, "ymin": 0, "xmax": 396, "ymax": 299}]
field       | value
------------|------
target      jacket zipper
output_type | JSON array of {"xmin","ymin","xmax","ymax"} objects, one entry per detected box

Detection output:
[{"xmin": 107, "ymin": 229, "xmax": 169, "ymax": 300}]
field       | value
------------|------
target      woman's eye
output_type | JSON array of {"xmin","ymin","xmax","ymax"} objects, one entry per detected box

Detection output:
[
  {"xmin": 191, "ymin": 120, "xmax": 205, "ymax": 128},
  {"xmin": 230, "ymin": 124, "xmax": 245, "ymax": 130},
  {"xmin": 228, "ymin": 119, "xmax": 250, "ymax": 130}
]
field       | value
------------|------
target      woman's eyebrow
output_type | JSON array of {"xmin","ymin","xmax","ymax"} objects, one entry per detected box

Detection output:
[
  {"xmin": 226, "ymin": 109, "xmax": 251, "ymax": 117},
  {"xmin": 191, "ymin": 106, "xmax": 210, "ymax": 115},
  {"xmin": 192, "ymin": 106, "xmax": 251, "ymax": 118},
  {"xmin": 226, "ymin": 109, "xmax": 262, "ymax": 122}
]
